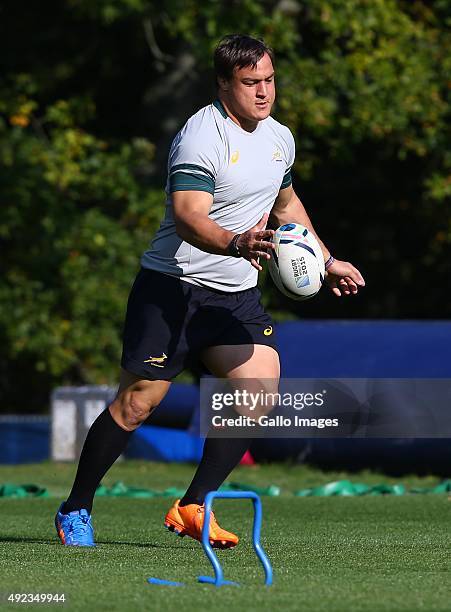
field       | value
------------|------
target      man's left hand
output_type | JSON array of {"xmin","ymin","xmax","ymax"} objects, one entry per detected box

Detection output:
[{"xmin": 326, "ymin": 260, "xmax": 365, "ymax": 297}]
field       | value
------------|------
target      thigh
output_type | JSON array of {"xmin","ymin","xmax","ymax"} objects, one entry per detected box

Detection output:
[
  {"xmin": 201, "ymin": 344, "xmax": 280, "ymax": 379},
  {"xmin": 121, "ymin": 268, "xmax": 193, "ymax": 380},
  {"xmin": 201, "ymin": 345, "xmax": 280, "ymax": 420},
  {"xmin": 199, "ymin": 286, "xmax": 278, "ymax": 355},
  {"xmin": 200, "ymin": 286, "xmax": 280, "ymax": 381},
  {"xmin": 198, "ymin": 289, "xmax": 280, "ymax": 420},
  {"xmin": 116, "ymin": 368, "xmax": 171, "ymax": 399}
]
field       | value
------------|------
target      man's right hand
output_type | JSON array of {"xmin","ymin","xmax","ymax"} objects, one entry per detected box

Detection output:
[{"xmin": 237, "ymin": 213, "xmax": 275, "ymax": 271}]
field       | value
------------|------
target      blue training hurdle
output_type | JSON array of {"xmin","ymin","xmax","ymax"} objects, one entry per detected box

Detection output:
[{"xmin": 198, "ymin": 491, "xmax": 273, "ymax": 587}]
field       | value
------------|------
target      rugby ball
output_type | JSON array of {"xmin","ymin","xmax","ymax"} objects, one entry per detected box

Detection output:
[{"xmin": 268, "ymin": 223, "xmax": 325, "ymax": 301}]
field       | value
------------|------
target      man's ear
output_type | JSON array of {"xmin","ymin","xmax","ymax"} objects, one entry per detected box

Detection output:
[{"xmin": 217, "ymin": 77, "xmax": 229, "ymax": 92}]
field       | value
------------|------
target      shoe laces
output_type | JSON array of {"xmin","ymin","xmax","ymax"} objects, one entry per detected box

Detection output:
[
  {"xmin": 196, "ymin": 506, "xmax": 219, "ymax": 527},
  {"xmin": 67, "ymin": 513, "xmax": 92, "ymax": 538}
]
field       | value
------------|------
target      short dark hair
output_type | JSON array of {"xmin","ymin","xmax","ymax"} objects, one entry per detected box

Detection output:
[{"xmin": 214, "ymin": 34, "xmax": 275, "ymax": 82}]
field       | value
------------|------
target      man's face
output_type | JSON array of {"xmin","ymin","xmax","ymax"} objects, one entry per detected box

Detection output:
[{"xmin": 221, "ymin": 52, "xmax": 275, "ymax": 126}]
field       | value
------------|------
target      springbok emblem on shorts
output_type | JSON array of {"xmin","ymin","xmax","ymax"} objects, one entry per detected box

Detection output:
[{"xmin": 143, "ymin": 353, "xmax": 168, "ymax": 367}]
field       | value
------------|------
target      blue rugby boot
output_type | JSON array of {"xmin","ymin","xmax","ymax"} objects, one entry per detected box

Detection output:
[{"xmin": 55, "ymin": 503, "xmax": 95, "ymax": 547}]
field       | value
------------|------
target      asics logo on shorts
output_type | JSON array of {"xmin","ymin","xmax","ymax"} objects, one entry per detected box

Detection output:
[
  {"xmin": 143, "ymin": 353, "xmax": 168, "ymax": 367},
  {"xmin": 263, "ymin": 326, "xmax": 273, "ymax": 336}
]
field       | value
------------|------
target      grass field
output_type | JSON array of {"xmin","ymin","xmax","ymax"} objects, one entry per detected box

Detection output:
[{"xmin": 0, "ymin": 462, "xmax": 450, "ymax": 611}]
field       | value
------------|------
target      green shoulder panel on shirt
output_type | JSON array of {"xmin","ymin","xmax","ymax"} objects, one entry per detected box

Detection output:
[
  {"xmin": 280, "ymin": 169, "xmax": 292, "ymax": 190},
  {"xmin": 212, "ymin": 99, "xmax": 228, "ymax": 119},
  {"xmin": 169, "ymin": 164, "xmax": 215, "ymax": 195}
]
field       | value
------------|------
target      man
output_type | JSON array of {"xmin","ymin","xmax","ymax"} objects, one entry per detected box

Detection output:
[{"xmin": 55, "ymin": 34, "xmax": 364, "ymax": 547}]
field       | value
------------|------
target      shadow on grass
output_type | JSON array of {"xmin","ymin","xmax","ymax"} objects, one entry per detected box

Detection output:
[
  {"xmin": 0, "ymin": 536, "xmax": 59, "ymax": 545},
  {"xmin": 0, "ymin": 535, "xmax": 197, "ymax": 551}
]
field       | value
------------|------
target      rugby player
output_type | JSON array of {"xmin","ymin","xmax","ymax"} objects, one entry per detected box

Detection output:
[{"xmin": 55, "ymin": 34, "xmax": 364, "ymax": 547}]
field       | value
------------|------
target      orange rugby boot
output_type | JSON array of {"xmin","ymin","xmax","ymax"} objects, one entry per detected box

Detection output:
[{"xmin": 164, "ymin": 499, "xmax": 239, "ymax": 549}]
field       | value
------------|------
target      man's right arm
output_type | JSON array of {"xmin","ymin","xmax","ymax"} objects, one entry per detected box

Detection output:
[
  {"xmin": 172, "ymin": 191, "xmax": 274, "ymax": 270},
  {"xmin": 172, "ymin": 191, "xmax": 234, "ymax": 255}
]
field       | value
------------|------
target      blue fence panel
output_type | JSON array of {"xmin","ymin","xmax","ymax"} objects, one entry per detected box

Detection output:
[
  {"xmin": 278, "ymin": 320, "xmax": 451, "ymax": 377},
  {"xmin": 0, "ymin": 418, "xmax": 50, "ymax": 464}
]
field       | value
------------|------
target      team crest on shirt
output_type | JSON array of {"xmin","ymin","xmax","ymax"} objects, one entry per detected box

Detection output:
[
  {"xmin": 272, "ymin": 149, "xmax": 283, "ymax": 162},
  {"xmin": 143, "ymin": 353, "xmax": 167, "ymax": 368},
  {"xmin": 230, "ymin": 150, "xmax": 240, "ymax": 164}
]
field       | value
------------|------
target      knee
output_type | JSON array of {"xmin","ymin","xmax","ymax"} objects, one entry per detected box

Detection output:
[
  {"xmin": 112, "ymin": 390, "xmax": 158, "ymax": 430},
  {"xmin": 251, "ymin": 401, "xmax": 277, "ymax": 422},
  {"xmin": 239, "ymin": 383, "xmax": 280, "ymax": 422},
  {"xmin": 127, "ymin": 391, "xmax": 155, "ymax": 426}
]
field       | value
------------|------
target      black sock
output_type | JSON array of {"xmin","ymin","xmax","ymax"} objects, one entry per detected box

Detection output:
[
  {"xmin": 179, "ymin": 435, "xmax": 251, "ymax": 507},
  {"xmin": 63, "ymin": 408, "xmax": 132, "ymax": 514}
]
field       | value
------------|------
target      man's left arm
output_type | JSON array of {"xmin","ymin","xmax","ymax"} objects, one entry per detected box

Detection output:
[{"xmin": 269, "ymin": 185, "xmax": 365, "ymax": 297}]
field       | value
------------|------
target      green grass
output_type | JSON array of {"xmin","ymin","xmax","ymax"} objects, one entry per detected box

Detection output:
[{"xmin": 0, "ymin": 462, "xmax": 450, "ymax": 611}]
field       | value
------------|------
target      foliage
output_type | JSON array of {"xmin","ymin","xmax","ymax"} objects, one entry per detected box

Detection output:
[{"xmin": 0, "ymin": 82, "xmax": 164, "ymax": 408}]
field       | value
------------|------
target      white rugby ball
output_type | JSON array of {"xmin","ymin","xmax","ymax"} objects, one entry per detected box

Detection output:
[{"xmin": 268, "ymin": 223, "xmax": 325, "ymax": 301}]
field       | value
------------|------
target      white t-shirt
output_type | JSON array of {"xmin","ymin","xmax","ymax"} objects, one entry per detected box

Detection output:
[{"xmin": 141, "ymin": 99, "xmax": 295, "ymax": 291}]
